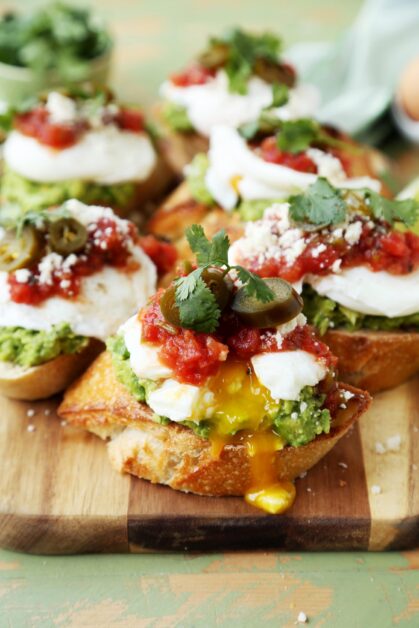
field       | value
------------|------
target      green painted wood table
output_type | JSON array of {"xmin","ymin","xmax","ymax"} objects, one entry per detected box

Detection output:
[{"xmin": 1, "ymin": 0, "xmax": 418, "ymax": 625}]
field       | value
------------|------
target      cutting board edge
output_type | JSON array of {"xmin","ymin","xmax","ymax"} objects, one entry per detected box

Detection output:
[
  {"xmin": 0, "ymin": 509, "xmax": 417, "ymax": 554},
  {"xmin": 0, "ymin": 511, "xmax": 129, "ymax": 555}
]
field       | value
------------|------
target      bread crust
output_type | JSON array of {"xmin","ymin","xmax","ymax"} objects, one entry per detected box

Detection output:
[
  {"xmin": 325, "ymin": 329, "xmax": 419, "ymax": 393},
  {"xmin": 113, "ymin": 154, "xmax": 175, "ymax": 218},
  {"xmin": 154, "ymin": 105, "xmax": 209, "ymax": 176},
  {"xmin": 59, "ymin": 351, "xmax": 371, "ymax": 496},
  {"xmin": 0, "ymin": 338, "xmax": 103, "ymax": 400}
]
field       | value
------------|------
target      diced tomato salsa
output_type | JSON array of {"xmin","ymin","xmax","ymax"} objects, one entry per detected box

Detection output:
[
  {"xmin": 244, "ymin": 218, "xmax": 419, "ymax": 283},
  {"xmin": 15, "ymin": 105, "xmax": 145, "ymax": 149},
  {"xmin": 138, "ymin": 235, "xmax": 177, "ymax": 276},
  {"xmin": 140, "ymin": 293, "xmax": 335, "ymax": 386},
  {"xmin": 8, "ymin": 218, "xmax": 138, "ymax": 306},
  {"xmin": 258, "ymin": 137, "xmax": 318, "ymax": 173},
  {"xmin": 170, "ymin": 64, "xmax": 216, "ymax": 87}
]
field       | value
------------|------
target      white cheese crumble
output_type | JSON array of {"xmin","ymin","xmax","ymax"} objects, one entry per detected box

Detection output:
[
  {"xmin": 228, "ymin": 202, "xmax": 306, "ymax": 269},
  {"xmin": 344, "ymin": 221, "xmax": 363, "ymax": 245},
  {"xmin": 375, "ymin": 434, "xmax": 402, "ymax": 454},
  {"xmin": 297, "ymin": 611, "xmax": 308, "ymax": 623},
  {"xmin": 14, "ymin": 269, "xmax": 31, "ymax": 284},
  {"xmin": 46, "ymin": 92, "xmax": 78, "ymax": 124},
  {"xmin": 371, "ymin": 485, "xmax": 382, "ymax": 495}
]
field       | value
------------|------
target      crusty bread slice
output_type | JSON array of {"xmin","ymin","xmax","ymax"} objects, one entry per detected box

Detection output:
[
  {"xmin": 114, "ymin": 154, "xmax": 175, "ymax": 219},
  {"xmin": 325, "ymin": 329, "xmax": 419, "ymax": 394},
  {"xmin": 58, "ymin": 351, "xmax": 370, "ymax": 496},
  {"xmin": 154, "ymin": 105, "xmax": 209, "ymax": 176},
  {"xmin": 0, "ymin": 338, "xmax": 103, "ymax": 401}
]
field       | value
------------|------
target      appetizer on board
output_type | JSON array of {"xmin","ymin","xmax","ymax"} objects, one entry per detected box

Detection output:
[
  {"xmin": 148, "ymin": 116, "xmax": 389, "ymax": 246},
  {"xmin": 229, "ymin": 180, "xmax": 419, "ymax": 392},
  {"xmin": 157, "ymin": 28, "xmax": 320, "ymax": 174},
  {"xmin": 59, "ymin": 226, "xmax": 370, "ymax": 514},
  {"xmin": 0, "ymin": 199, "xmax": 171, "ymax": 400},
  {"xmin": 1, "ymin": 87, "xmax": 173, "ymax": 216}
]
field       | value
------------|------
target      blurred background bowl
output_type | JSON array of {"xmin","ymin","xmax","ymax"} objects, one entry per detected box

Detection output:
[{"xmin": 0, "ymin": 45, "xmax": 113, "ymax": 107}]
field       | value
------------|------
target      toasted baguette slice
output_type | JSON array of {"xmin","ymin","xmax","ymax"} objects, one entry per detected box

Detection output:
[
  {"xmin": 154, "ymin": 105, "xmax": 209, "ymax": 176},
  {"xmin": 324, "ymin": 329, "xmax": 419, "ymax": 394},
  {"xmin": 147, "ymin": 181, "xmax": 244, "ymax": 262},
  {"xmin": 0, "ymin": 338, "xmax": 103, "ymax": 401},
  {"xmin": 59, "ymin": 351, "xmax": 370, "ymax": 496},
  {"xmin": 115, "ymin": 154, "xmax": 175, "ymax": 219}
]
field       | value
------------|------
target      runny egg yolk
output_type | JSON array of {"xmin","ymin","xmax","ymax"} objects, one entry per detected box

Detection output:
[
  {"xmin": 244, "ymin": 431, "xmax": 296, "ymax": 514},
  {"xmin": 202, "ymin": 360, "xmax": 278, "ymax": 438},
  {"xmin": 200, "ymin": 361, "xmax": 297, "ymax": 515}
]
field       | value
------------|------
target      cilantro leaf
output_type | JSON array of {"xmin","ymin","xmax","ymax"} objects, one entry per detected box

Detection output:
[
  {"xmin": 235, "ymin": 267, "xmax": 275, "ymax": 303},
  {"xmin": 209, "ymin": 229, "xmax": 230, "ymax": 266},
  {"xmin": 177, "ymin": 278, "xmax": 221, "ymax": 333},
  {"xmin": 289, "ymin": 178, "xmax": 347, "ymax": 226},
  {"xmin": 185, "ymin": 225, "xmax": 230, "ymax": 266},
  {"xmin": 205, "ymin": 28, "xmax": 282, "ymax": 94},
  {"xmin": 174, "ymin": 268, "xmax": 203, "ymax": 301},
  {"xmin": 271, "ymin": 82, "xmax": 289, "ymax": 108},
  {"xmin": 277, "ymin": 118, "xmax": 320, "ymax": 154},
  {"xmin": 186, "ymin": 224, "xmax": 212, "ymax": 264},
  {"xmin": 364, "ymin": 190, "xmax": 419, "ymax": 227}
]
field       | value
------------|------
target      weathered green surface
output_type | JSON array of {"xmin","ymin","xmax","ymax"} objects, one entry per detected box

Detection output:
[
  {"xmin": 1, "ymin": 1, "xmax": 418, "ymax": 625},
  {"xmin": 0, "ymin": 550, "xmax": 418, "ymax": 626}
]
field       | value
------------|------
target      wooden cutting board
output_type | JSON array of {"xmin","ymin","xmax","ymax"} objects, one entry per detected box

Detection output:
[{"xmin": 0, "ymin": 377, "xmax": 417, "ymax": 554}]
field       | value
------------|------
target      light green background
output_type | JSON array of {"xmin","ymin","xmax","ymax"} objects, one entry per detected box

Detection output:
[{"xmin": 0, "ymin": 1, "xmax": 418, "ymax": 626}]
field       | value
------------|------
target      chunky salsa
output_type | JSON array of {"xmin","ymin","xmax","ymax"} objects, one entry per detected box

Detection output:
[
  {"xmin": 8, "ymin": 218, "xmax": 138, "ymax": 305},
  {"xmin": 15, "ymin": 106, "xmax": 145, "ymax": 150},
  {"xmin": 245, "ymin": 215, "xmax": 419, "ymax": 284},
  {"xmin": 170, "ymin": 64, "xmax": 216, "ymax": 87},
  {"xmin": 141, "ymin": 293, "xmax": 336, "ymax": 385},
  {"xmin": 256, "ymin": 135, "xmax": 350, "ymax": 175}
]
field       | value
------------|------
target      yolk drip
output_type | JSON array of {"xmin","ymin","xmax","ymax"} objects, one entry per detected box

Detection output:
[
  {"xmin": 199, "ymin": 361, "xmax": 297, "ymax": 516},
  {"xmin": 244, "ymin": 432, "xmax": 296, "ymax": 515},
  {"xmin": 204, "ymin": 360, "xmax": 278, "ymax": 438}
]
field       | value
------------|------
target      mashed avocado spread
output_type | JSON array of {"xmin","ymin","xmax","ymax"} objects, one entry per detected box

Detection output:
[
  {"xmin": 1, "ymin": 167, "xmax": 137, "ymax": 213},
  {"xmin": 186, "ymin": 153, "xmax": 281, "ymax": 218},
  {"xmin": 162, "ymin": 102, "xmax": 194, "ymax": 132},
  {"xmin": 108, "ymin": 334, "xmax": 331, "ymax": 446},
  {"xmin": 302, "ymin": 286, "xmax": 419, "ymax": 335},
  {"xmin": 0, "ymin": 323, "xmax": 88, "ymax": 368}
]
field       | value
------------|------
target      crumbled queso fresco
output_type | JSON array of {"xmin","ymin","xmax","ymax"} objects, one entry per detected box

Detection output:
[
  {"xmin": 229, "ymin": 202, "xmax": 371, "ymax": 273},
  {"xmin": 12, "ymin": 200, "xmax": 134, "ymax": 289}
]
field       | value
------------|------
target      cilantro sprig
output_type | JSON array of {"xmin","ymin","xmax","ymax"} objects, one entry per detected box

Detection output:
[
  {"xmin": 199, "ymin": 28, "xmax": 282, "ymax": 94},
  {"xmin": 240, "ymin": 115, "xmax": 357, "ymax": 157},
  {"xmin": 173, "ymin": 225, "xmax": 274, "ymax": 333},
  {"xmin": 289, "ymin": 178, "xmax": 419, "ymax": 228}
]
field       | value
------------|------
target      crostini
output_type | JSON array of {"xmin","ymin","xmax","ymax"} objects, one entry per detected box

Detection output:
[
  {"xmin": 148, "ymin": 118, "xmax": 389, "ymax": 246},
  {"xmin": 0, "ymin": 199, "xmax": 177, "ymax": 400},
  {"xmin": 229, "ymin": 181, "xmax": 419, "ymax": 392},
  {"xmin": 1, "ymin": 86, "xmax": 173, "ymax": 216},
  {"xmin": 59, "ymin": 226, "xmax": 370, "ymax": 514},
  {"xmin": 156, "ymin": 28, "xmax": 320, "ymax": 174}
]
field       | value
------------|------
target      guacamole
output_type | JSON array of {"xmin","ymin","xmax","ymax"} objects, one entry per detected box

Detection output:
[
  {"xmin": 272, "ymin": 387, "xmax": 330, "ymax": 447},
  {"xmin": 186, "ymin": 154, "xmax": 282, "ymax": 219},
  {"xmin": 162, "ymin": 102, "xmax": 194, "ymax": 133},
  {"xmin": 0, "ymin": 323, "xmax": 88, "ymax": 368},
  {"xmin": 186, "ymin": 153, "xmax": 214, "ymax": 206},
  {"xmin": 108, "ymin": 334, "xmax": 331, "ymax": 446},
  {"xmin": 302, "ymin": 286, "xmax": 419, "ymax": 335},
  {"xmin": 107, "ymin": 335, "xmax": 157, "ymax": 403},
  {"xmin": 1, "ymin": 167, "xmax": 137, "ymax": 213}
]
